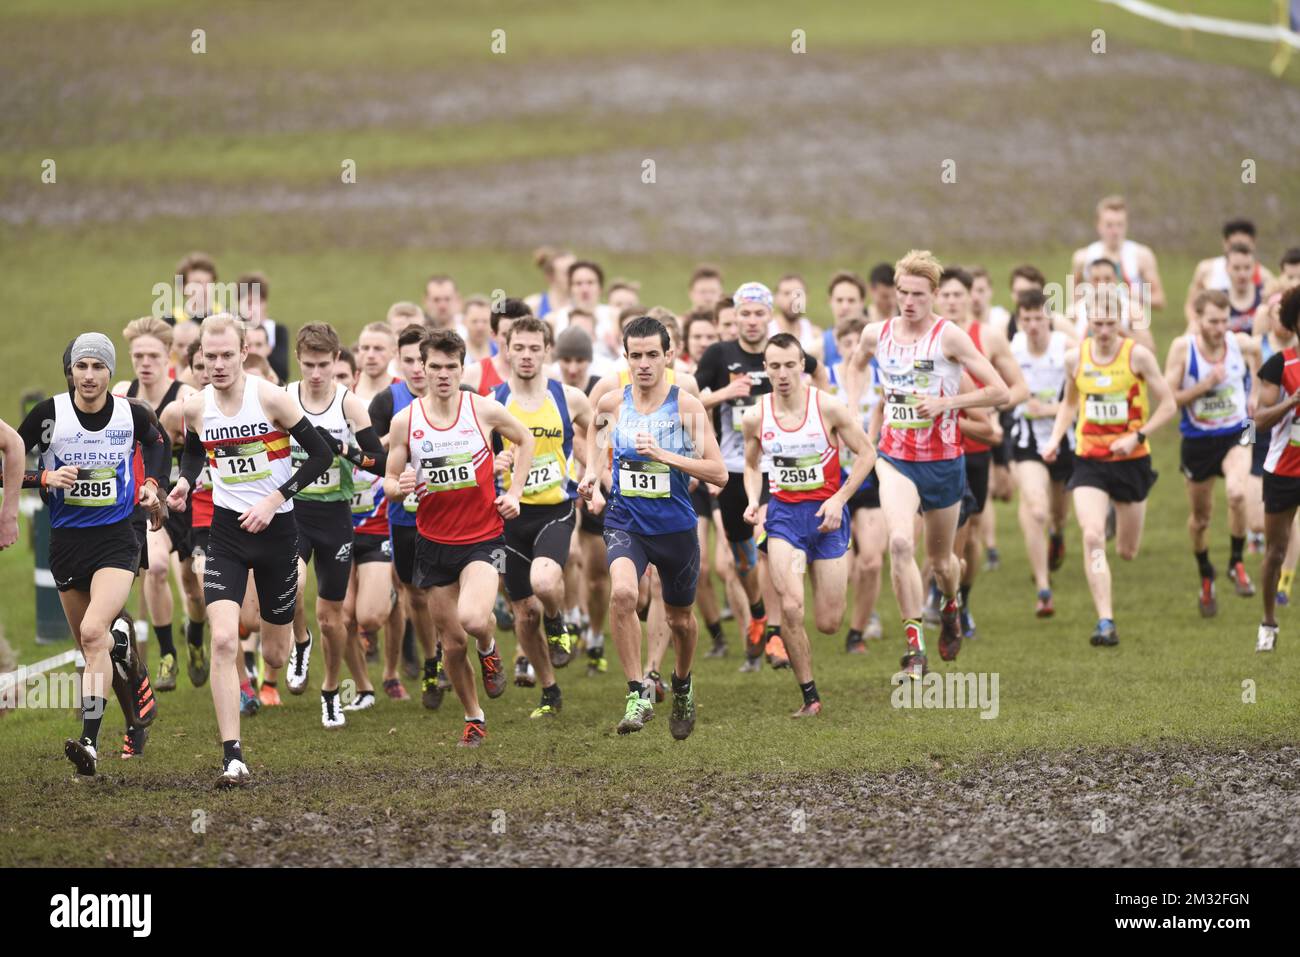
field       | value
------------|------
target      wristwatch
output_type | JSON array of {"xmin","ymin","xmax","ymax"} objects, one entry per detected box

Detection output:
[{"xmin": 1135, "ymin": 429, "xmax": 1147, "ymax": 444}]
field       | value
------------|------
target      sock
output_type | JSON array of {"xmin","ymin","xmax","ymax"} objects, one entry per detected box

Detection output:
[
  {"xmin": 154, "ymin": 623, "xmax": 176, "ymax": 658},
  {"xmin": 749, "ymin": 600, "xmax": 766, "ymax": 621},
  {"xmin": 1230, "ymin": 536, "xmax": 1245, "ymax": 566},
  {"xmin": 903, "ymin": 618, "xmax": 925, "ymax": 656},
  {"xmin": 627, "ymin": 680, "xmax": 643, "ymax": 695},
  {"xmin": 1281, "ymin": 569, "xmax": 1295, "ymax": 592},
  {"xmin": 846, "ymin": 628, "xmax": 863, "ymax": 645},
  {"xmin": 1195, "ymin": 549, "xmax": 1213, "ymax": 578},
  {"xmin": 765, "ymin": 624, "xmax": 781, "ymax": 639},
  {"xmin": 1037, "ymin": 588, "xmax": 1052, "ymax": 601},
  {"xmin": 262, "ymin": 679, "xmax": 277, "ymax": 689},
  {"xmin": 958, "ymin": 584, "xmax": 971, "ymax": 609},
  {"xmin": 186, "ymin": 619, "xmax": 204, "ymax": 648},
  {"xmin": 543, "ymin": 613, "xmax": 564, "ymax": 637},
  {"xmin": 799, "ymin": 680, "xmax": 819, "ymax": 705},
  {"xmin": 322, "ymin": 687, "xmax": 338, "ymax": 700},
  {"xmin": 81, "ymin": 696, "xmax": 106, "ymax": 748},
  {"xmin": 541, "ymin": 683, "xmax": 561, "ymax": 703},
  {"xmin": 671, "ymin": 671, "xmax": 691, "ymax": 693},
  {"xmin": 222, "ymin": 739, "xmax": 243, "ymax": 766},
  {"xmin": 465, "ymin": 715, "xmax": 485, "ymax": 725},
  {"xmin": 243, "ymin": 651, "xmax": 256, "ymax": 673},
  {"xmin": 707, "ymin": 620, "xmax": 724, "ymax": 642},
  {"xmin": 478, "ymin": 638, "xmax": 496, "ymax": 657},
  {"xmin": 424, "ymin": 657, "xmax": 439, "ymax": 678}
]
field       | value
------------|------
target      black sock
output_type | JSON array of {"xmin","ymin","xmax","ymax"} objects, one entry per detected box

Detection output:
[
  {"xmin": 222, "ymin": 739, "xmax": 243, "ymax": 766},
  {"xmin": 542, "ymin": 683, "xmax": 561, "ymax": 703},
  {"xmin": 186, "ymin": 619, "xmax": 204, "ymax": 648},
  {"xmin": 262, "ymin": 679, "xmax": 276, "ymax": 689},
  {"xmin": 295, "ymin": 635, "xmax": 311, "ymax": 650},
  {"xmin": 750, "ymin": 600, "xmax": 766, "ymax": 621},
  {"xmin": 243, "ymin": 651, "xmax": 255, "ymax": 672},
  {"xmin": 154, "ymin": 623, "xmax": 176, "ymax": 658},
  {"xmin": 543, "ymin": 613, "xmax": 564, "ymax": 637},
  {"xmin": 1195, "ymin": 550, "xmax": 1213, "ymax": 578},
  {"xmin": 81, "ymin": 696, "xmax": 106, "ymax": 748},
  {"xmin": 765, "ymin": 624, "xmax": 781, "ymax": 638},
  {"xmin": 707, "ymin": 620, "xmax": 724, "ymax": 642},
  {"xmin": 959, "ymin": 584, "xmax": 971, "ymax": 608},
  {"xmin": 423, "ymin": 657, "xmax": 439, "ymax": 679},
  {"xmin": 799, "ymin": 680, "xmax": 819, "ymax": 705},
  {"xmin": 671, "ymin": 671, "xmax": 691, "ymax": 693},
  {"xmin": 846, "ymin": 628, "xmax": 863, "ymax": 644},
  {"xmin": 322, "ymin": 687, "xmax": 338, "ymax": 700},
  {"xmin": 1230, "ymin": 536, "xmax": 1245, "ymax": 565},
  {"xmin": 628, "ymin": 680, "xmax": 643, "ymax": 695}
]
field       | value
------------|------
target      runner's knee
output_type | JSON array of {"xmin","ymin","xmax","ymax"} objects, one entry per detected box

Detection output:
[
  {"xmin": 610, "ymin": 580, "xmax": 639, "ymax": 614},
  {"xmin": 815, "ymin": 601, "xmax": 844, "ymax": 635},
  {"xmin": 887, "ymin": 532, "xmax": 914, "ymax": 563},
  {"xmin": 513, "ymin": 599, "xmax": 541, "ymax": 634}
]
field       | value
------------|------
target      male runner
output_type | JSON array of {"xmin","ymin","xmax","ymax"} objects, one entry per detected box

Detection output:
[
  {"xmin": 742, "ymin": 334, "xmax": 874, "ymax": 716},
  {"xmin": 1185, "ymin": 219, "xmax": 1276, "ymax": 327},
  {"xmin": 771, "ymin": 274, "xmax": 824, "ymax": 361},
  {"xmin": 1071, "ymin": 194, "xmax": 1166, "ymax": 315},
  {"xmin": 843, "ymin": 250, "xmax": 1009, "ymax": 677},
  {"xmin": 0, "ymin": 418, "xmax": 22, "ymax": 550},
  {"xmin": 1164, "ymin": 290, "xmax": 1261, "ymax": 615},
  {"xmin": 822, "ymin": 270, "xmax": 867, "ymax": 368},
  {"xmin": 579, "ymin": 316, "xmax": 727, "ymax": 739},
  {"xmin": 422, "ymin": 274, "xmax": 463, "ymax": 330},
  {"xmin": 687, "ymin": 265, "xmax": 725, "ymax": 313},
  {"xmin": 1042, "ymin": 289, "xmax": 1177, "ymax": 647},
  {"xmin": 463, "ymin": 298, "xmax": 526, "ymax": 395},
  {"xmin": 169, "ymin": 314, "xmax": 334, "ymax": 787},
  {"xmin": 1223, "ymin": 242, "xmax": 1270, "ymax": 336},
  {"xmin": 385, "ymin": 330, "xmax": 535, "ymax": 748}
]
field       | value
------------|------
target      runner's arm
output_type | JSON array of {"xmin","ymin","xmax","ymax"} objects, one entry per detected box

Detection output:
[
  {"xmin": 368, "ymin": 389, "xmax": 396, "ymax": 450},
  {"xmin": 1252, "ymin": 352, "xmax": 1298, "ymax": 432},
  {"xmin": 566, "ymin": 385, "xmax": 594, "ymax": 471},
  {"xmin": 334, "ymin": 392, "xmax": 387, "ymax": 474},
  {"xmin": 1131, "ymin": 345, "xmax": 1177, "ymax": 438},
  {"xmin": 651, "ymin": 392, "xmax": 727, "ymax": 487},
  {"xmin": 127, "ymin": 399, "xmax": 170, "ymax": 486},
  {"xmin": 809, "ymin": 356, "xmax": 830, "ymax": 391},
  {"xmin": 741, "ymin": 406, "xmax": 764, "ymax": 514},
  {"xmin": 989, "ymin": 330, "xmax": 1029, "ymax": 408},
  {"xmin": 940, "ymin": 325, "xmax": 1010, "ymax": 411},
  {"xmin": 262, "ymin": 385, "xmax": 335, "ymax": 501},
  {"xmin": 675, "ymin": 372, "xmax": 701, "ymax": 399},
  {"xmin": 1184, "ymin": 260, "xmax": 1209, "ymax": 327},
  {"xmin": 1162, "ymin": 338, "xmax": 1209, "ymax": 407},
  {"xmin": 843, "ymin": 322, "xmax": 882, "ymax": 412},
  {"xmin": 382, "ymin": 407, "xmax": 413, "ymax": 502},
  {"xmin": 824, "ymin": 396, "xmax": 875, "ymax": 505},
  {"xmin": 475, "ymin": 395, "xmax": 534, "ymax": 501},
  {"xmin": 1043, "ymin": 351, "xmax": 1080, "ymax": 456},
  {"xmin": 1140, "ymin": 245, "xmax": 1166, "ymax": 312}
]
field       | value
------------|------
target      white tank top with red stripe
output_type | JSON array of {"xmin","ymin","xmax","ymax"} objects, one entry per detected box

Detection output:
[
  {"xmin": 201, "ymin": 376, "xmax": 294, "ymax": 515},
  {"xmin": 759, "ymin": 388, "xmax": 842, "ymax": 503},
  {"xmin": 876, "ymin": 317, "xmax": 964, "ymax": 462},
  {"xmin": 408, "ymin": 392, "xmax": 500, "ymax": 544}
]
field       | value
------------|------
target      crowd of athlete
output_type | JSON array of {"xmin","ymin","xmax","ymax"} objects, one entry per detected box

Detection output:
[{"xmin": 4, "ymin": 197, "xmax": 1300, "ymax": 787}]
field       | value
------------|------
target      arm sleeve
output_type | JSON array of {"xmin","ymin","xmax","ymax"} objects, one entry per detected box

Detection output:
[
  {"xmin": 130, "ymin": 401, "xmax": 170, "ymax": 484},
  {"xmin": 277, "ymin": 416, "xmax": 333, "ymax": 501},
  {"xmin": 0, "ymin": 470, "xmax": 43, "ymax": 489},
  {"xmin": 269, "ymin": 324, "xmax": 291, "ymax": 383},
  {"xmin": 179, "ymin": 430, "xmax": 206, "ymax": 487},
  {"xmin": 342, "ymin": 426, "xmax": 387, "ymax": 474},
  {"xmin": 368, "ymin": 389, "xmax": 394, "ymax": 438},
  {"xmin": 1259, "ymin": 351, "xmax": 1285, "ymax": 387},
  {"xmin": 16, "ymin": 398, "xmax": 55, "ymax": 454},
  {"xmin": 695, "ymin": 344, "xmax": 721, "ymax": 391}
]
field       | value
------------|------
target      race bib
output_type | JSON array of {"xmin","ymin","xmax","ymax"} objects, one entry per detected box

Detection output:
[
  {"xmin": 1191, "ymin": 387, "xmax": 1236, "ymax": 423},
  {"xmin": 213, "ymin": 441, "xmax": 272, "ymax": 485},
  {"xmin": 1026, "ymin": 388, "xmax": 1058, "ymax": 420},
  {"xmin": 350, "ymin": 487, "xmax": 371, "ymax": 515},
  {"xmin": 731, "ymin": 395, "xmax": 758, "ymax": 431},
  {"xmin": 773, "ymin": 454, "xmax": 824, "ymax": 492},
  {"xmin": 885, "ymin": 392, "xmax": 932, "ymax": 429},
  {"xmin": 402, "ymin": 491, "xmax": 420, "ymax": 513},
  {"xmin": 1084, "ymin": 393, "xmax": 1129, "ymax": 426},
  {"xmin": 66, "ymin": 467, "xmax": 118, "ymax": 507},
  {"xmin": 523, "ymin": 453, "xmax": 564, "ymax": 496},
  {"xmin": 198, "ymin": 465, "xmax": 213, "ymax": 492},
  {"xmin": 420, "ymin": 453, "xmax": 475, "ymax": 493},
  {"xmin": 293, "ymin": 448, "xmax": 341, "ymax": 494},
  {"xmin": 618, "ymin": 459, "xmax": 671, "ymax": 498}
]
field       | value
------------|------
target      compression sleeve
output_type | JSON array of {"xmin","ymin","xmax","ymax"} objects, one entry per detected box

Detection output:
[
  {"xmin": 179, "ymin": 430, "xmax": 206, "ymax": 487},
  {"xmin": 278, "ymin": 417, "xmax": 333, "ymax": 501},
  {"xmin": 341, "ymin": 426, "xmax": 387, "ymax": 475}
]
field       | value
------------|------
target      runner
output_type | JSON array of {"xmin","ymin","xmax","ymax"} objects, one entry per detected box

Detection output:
[
  {"xmin": 1008, "ymin": 290, "xmax": 1075, "ymax": 616},
  {"xmin": 579, "ymin": 316, "xmax": 727, "ymax": 739},
  {"xmin": 1223, "ymin": 242, "xmax": 1270, "ymax": 336},
  {"xmin": 0, "ymin": 418, "xmax": 21, "ymax": 550},
  {"xmin": 525, "ymin": 246, "xmax": 575, "ymax": 321},
  {"xmin": 168, "ymin": 314, "xmax": 335, "ymax": 787},
  {"xmin": 1251, "ymin": 285, "xmax": 1300, "ymax": 652},
  {"xmin": 1185, "ymin": 219, "xmax": 1276, "ymax": 328},
  {"xmin": 1041, "ymin": 289, "xmax": 1177, "ymax": 647},
  {"xmin": 742, "ymin": 333, "xmax": 875, "ymax": 716},
  {"xmin": 492, "ymin": 317, "xmax": 593, "ymax": 718},
  {"xmin": 843, "ymin": 250, "xmax": 1010, "ymax": 677},
  {"xmin": 821, "ymin": 270, "xmax": 867, "ymax": 370},
  {"xmin": 1164, "ymin": 290, "xmax": 1261, "ymax": 615},
  {"xmin": 1248, "ymin": 290, "xmax": 1298, "ymax": 557},
  {"xmin": 462, "ymin": 298, "xmax": 525, "ymax": 396},
  {"xmin": 422, "ymin": 274, "xmax": 462, "ymax": 331},
  {"xmin": 384, "ymin": 330, "xmax": 535, "ymax": 748},
  {"xmin": 461, "ymin": 295, "xmax": 496, "ymax": 362},
  {"xmin": 970, "ymin": 265, "xmax": 1014, "ymax": 569},
  {"xmin": 771, "ymin": 274, "xmax": 824, "ymax": 361},
  {"xmin": 16, "ymin": 333, "xmax": 169, "ymax": 777},
  {"xmin": 1071, "ymin": 194, "xmax": 1167, "ymax": 316}
]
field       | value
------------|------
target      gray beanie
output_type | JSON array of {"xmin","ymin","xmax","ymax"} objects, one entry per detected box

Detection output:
[
  {"xmin": 555, "ymin": 326, "xmax": 593, "ymax": 362},
  {"xmin": 70, "ymin": 332, "xmax": 116, "ymax": 377}
]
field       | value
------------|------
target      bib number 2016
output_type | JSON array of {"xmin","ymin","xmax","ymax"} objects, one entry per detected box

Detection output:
[{"xmin": 421, "ymin": 453, "xmax": 475, "ymax": 493}]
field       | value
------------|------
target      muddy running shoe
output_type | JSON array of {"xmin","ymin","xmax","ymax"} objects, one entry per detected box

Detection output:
[
  {"xmin": 156, "ymin": 653, "xmax": 177, "ymax": 692},
  {"xmin": 1248, "ymin": 532, "xmax": 1265, "ymax": 555},
  {"xmin": 321, "ymin": 691, "xmax": 345, "ymax": 729},
  {"xmin": 938, "ymin": 596, "xmax": 963, "ymax": 662},
  {"xmin": 646, "ymin": 670, "xmax": 666, "ymax": 704},
  {"xmin": 984, "ymin": 547, "xmax": 1000, "ymax": 572},
  {"xmin": 845, "ymin": 630, "xmax": 867, "ymax": 655},
  {"xmin": 121, "ymin": 725, "xmax": 148, "ymax": 759},
  {"xmin": 382, "ymin": 678, "xmax": 409, "ymax": 701},
  {"xmin": 65, "ymin": 737, "xmax": 97, "ymax": 778},
  {"xmin": 287, "ymin": 630, "xmax": 312, "ymax": 695},
  {"xmin": 258, "ymin": 683, "xmax": 281, "ymax": 707},
  {"xmin": 133, "ymin": 668, "xmax": 157, "ymax": 728},
  {"xmin": 514, "ymin": 655, "xmax": 536, "ymax": 688},
  {"xmin": 1048, "ymin": 535, "xmax": 1066, "ymax": 572},
  {"xmin": 479, "ymin": 644, "xmax": 507, "ymax": 699},
  {"xmin": 493, "ymin": 593, "xmax": 514, "ymax": 631},
  {"xmin": 1090, "ymin": 619, "xmax": 1119, "ymax": 647},
  {"xmin": 458, "ymin": 720, "xmax": 487, "ymax": 748},
  {"xmin": 217, "ymin": 758, "xmax": 250, "ymax": 789},
  {"xmin": 546, "ymin": 622, "xmax": 575, "ymax": 669},
  {"xmin": 437, "ymin": 666, "xmax": 452, "ymax": 690},
  {"xmin": 1278, "ymin": 569, "xmax": 1294, "ymax": 606},
  {"xmin": 343, "ymin": 690, "xmax": 375, "ymax": 712},
  {"xmin": 669, "ymin": 682, "xmax": 696, "ymax": 740},
  {"xmin": 1228, "ymin": 561, "xmax": 1255, "ymax": 597},
  {"xmin": 585, "ymin": 642, "xmax": 608, "ymax": 676},
  {"xmin": 421, "ymin": 671, "xmax": 445, "ymax": 711},
  {"xmin": 865, "ymin": 611, "xmax": 883, "ymax": 641},
  {"xmin": 791, "ymin": 699, "xmax": 822, "ymax": 718},
  {"xmin": 766, "ymin": 634, "xmax": 790, "ymax": 669},
  {"xmin": 1035, "ymin": 589, "xmax": 1054, "ymax": 618},
  {"xmin": 922, "ymin": 585, "xmax": 941, "ymax": 627},
  {"xmin": 1256, "ymin": 622, "xmax": 1278, "ymax": 653},
  {"xmin": 704, "ymin": 634, "xmax": 727, "ymax": 658},
  {"xmin": 738, "ymin": 656, "xmax": 762, "ymax": 674},
  {"xmin": 1198, "ymin": 575, "xmax": 1218, "ymax": 618},
  {"xmin": 239, "ymin": 687, "xmax": 261, "ymax": 717},
  {"xmin": 187, "ymin": 641, "xmax": 209, "ymax": 688},
  {"xmin": 361, "ymin": 630, "xmax": 379, "ymax": 662},
  {"xmin": 960, "ymin": 607, "xmax": 977, "ymax": 641},
  {"xmin": 617, "ymin": 690, "xmax": 655, "ymax": 735},
  {"xmin": 530, "ymin": 688, "xmax": 562, "ymax": 719},
  {"xmin": 745, "ymin": 615, "xmax": 767, "ymax": 661},
  {"xmin": 899, "ymin": 651, "xmax": 928, "ymax": 681}
]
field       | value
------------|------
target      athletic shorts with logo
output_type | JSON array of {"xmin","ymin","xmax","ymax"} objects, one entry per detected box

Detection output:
[
  {"xmin": 602, "ymin": 526, "xmax": 700, "ymax": 606},
  {"xmin": 503, "ymin": 501, "xmax": 576, "ymax": 601},
  {"xmin": 354, "ymin": 532, "xmax": 392, "ymax": 565},
  {"xmin": 294, "ymin": 499, "xmax": 355, "ymax": 602},
  {"xmin": 413, "ymin": 534, "xmax": 506, "ymax": 589},
  {"xmin": 1180, "ymin": 431, "xmax": 1247, "ymax": 484},
  {"xmin": 50, "ymin": 517, "xmax": 142, "ymax": 592},
  {"xmin": 764, "ymin": 497, "xmax": 850, "ymax": 561},
  {"xmin": 1067, "ymin": 456, "xmax": 1158, "ymax": 504},
  {"xmin": 878, "ymin": 452, "xmax": 966, "ymax": 512},
  {"xmin": 203, "ymin": 506, "xmax": 299, "ymax": 625}
]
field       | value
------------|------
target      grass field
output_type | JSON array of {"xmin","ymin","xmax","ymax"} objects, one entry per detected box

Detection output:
[{"xmin": 2, "ymin": 1, "xmax": 1300, "ymax": 866}]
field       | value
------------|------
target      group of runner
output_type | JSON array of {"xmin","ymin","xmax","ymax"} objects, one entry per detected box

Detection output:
[{"xmin": 5, "ymin": 200, "xmax": 1300, "ymax": 787}]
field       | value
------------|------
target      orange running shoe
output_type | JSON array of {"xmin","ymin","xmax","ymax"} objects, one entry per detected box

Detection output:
[
  {"xmin": 766, "ymin": 633, "xmax": 790, "ymax": 669},
  {"xmin": 259, "ymin": 683, "xmax": 282, "ymax": 707},
  {"xmin": 791, "ymin": 699, "xmax": 822, "ymax": 718},
  {"xmin": 745, "ymin": 615, "xmax": 767, "ymax": 660},
  {"xmin": 458, "ymin": 720, "xmax": 486, "ymax": 748}
]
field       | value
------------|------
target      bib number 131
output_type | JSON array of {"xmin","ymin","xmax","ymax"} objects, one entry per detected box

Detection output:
[{"xmin": 619, "ymin": 460, "xmax": 671, "ymax": 498}]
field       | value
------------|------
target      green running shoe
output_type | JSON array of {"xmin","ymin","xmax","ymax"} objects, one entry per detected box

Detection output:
[
  {"xmin": 616, "ymin": 690, "xmax": 654, "ymax": 735},
  {"xmin": 155, "ymin": 653, "xmax": 178, "ymax": 692},
  {"xmin": 669, "ymin": 680, "xmax": 696, "ymax": 740},
  {"xmin": 187, "ymin": 642, "xmax": 209, "ymax": 688},
  {"xmin": 548, "ymin": 624, "xmax": 576, "ymax": 668}
]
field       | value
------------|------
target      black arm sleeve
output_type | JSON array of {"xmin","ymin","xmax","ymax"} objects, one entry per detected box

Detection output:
[
  {"xmin": 129, "ymin": 400, "xmax": 170, "ymax": 484},
  {"xmin": 16, "ymin": 397, "xmax": 55, "ymax": 454},
  {"xmin": 1259, "ymin": 351, "xmax": 1285, "ymax": 387},
  {"xmin": 278, "ymin": 417, "xmax": 333, "ymax": 501},
  {"xmin": 269, "ymin": 323, "xmax": 291, "ymax": 383},
  {"xmin": 0, "ymin": 470, "xmax": 42, "ymax": 489},
  {"xmin": 179, "ymin": 430, "xmax": 206, "ymax": 487},
  {"xmin": 342, "ymin": 426, "xmax": 387, "ymax": 474},
  {"xmin": 695, "ymin": 343, "xmax": 722, "ymax": 391},
  {"xmin": 368, "ymin": 389, "xmax": 395, "ymax": 439}
]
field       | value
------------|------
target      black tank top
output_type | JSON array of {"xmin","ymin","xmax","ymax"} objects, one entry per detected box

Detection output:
[{"xmin": 127, "ymin": 378, "xmax": 183, "ymax": 418}]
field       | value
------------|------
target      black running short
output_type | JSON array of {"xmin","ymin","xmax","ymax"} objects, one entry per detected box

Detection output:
[
  {"xmin": 190, "ymin": 525, "xmax": 210, "ymax": 562},
  {"xmin": 717, "ymin": 472, "xmax": 767, "ymax": 543},
  {"xmin": 579, "ymin": 498, "xmax": 606, "ymax": 535},
  {"xmin": 390, "ymin": 523, "xmax": 419, "ymax": 585},
  {"xmin": 1011, "ymin": 442, "xmax": 1076, "ymax": 485},
  {"xmin": 354, "ymin": 531, "xmax": 392, "ymax": 565},
  {"xmin": 1263, "ymin": 471, "xmax": 1300, "ymax": 514},
  {"xmin": 1251, "ymin": 427, "xmax": 1272, "ymax": 478},
  {"xmin": 690, "ymin": 483, "xmax": 714, "ymax": 519},
  {"xmin": 294, "ymin": 500, "xmax": 354, "ymax": 602},
  {"xmin": 203, "ymin": 506, "xmax": 299, "ymax": 625},
  {"xmin": 413, "ymin": 533, "xmax": 505, "ymax": 589},
  {"xmin": 502, "ymin": 501, "xmax": 576, "ymax": 601},
  {"xmin": 1067, "ymin": 456, "xmax": 1158, "ymax": 504},
  {"xmin": 992, "ymin": 411, "xmax": 1014, "ymax": 466},
  {"xmin": 49, "ymin": 518, "xmax": 142, "ymax": 593},
  {"xmin": 130, "ymin": 513, "xmax": 149, "ymax": 571},
  {"xmin": 964, "ymin": 451, "xmax": 991, "ymax": 515},
  {"xmin": 602, "ymin": 526, "xmax": 700, "ymax": 607},
  {"xmin": 847, "ymin": 469, "xmax": 881, "ymax": 512},
  {"xmin": 162, "ymin": 502, "xmax": 192, "ymax": 556},
  {"xmin": 1180, "ymin": 432, "xmax": 1247, "ymax": 484}
]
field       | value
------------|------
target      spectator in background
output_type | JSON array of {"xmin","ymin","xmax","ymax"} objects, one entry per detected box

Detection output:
[{"xmin": 237, "ymin": 271, "xmax": 289, "ymax": 381}]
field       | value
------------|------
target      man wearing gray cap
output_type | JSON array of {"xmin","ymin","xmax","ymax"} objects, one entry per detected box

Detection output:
[{"xmin": 16, "ymin": 332, "xmax": 171, "ymax": 778}]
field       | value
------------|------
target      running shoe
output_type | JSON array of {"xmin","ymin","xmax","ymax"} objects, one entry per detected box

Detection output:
[
  {"xmin": 156, "ymin": 653, "xmax": 177, "ymax": 692},
  {"xmin": 240, "ymin": 688, "xmax": 261, "ymax": 717},
  {"xmin": 514, "ymin": 655, "xmax": 536, "ymax": 688},
  {"xmin": 258, "ymin": 683, "xmax": 281, "ymax": 707},
  {"xmin": 65, "ymin": 737, "xmax": 97, "ymax": 777},
  {"xmin": 321, "ymin": 692, "xmax": 345, "ymax": 729},
  {"xmin": 187, "ymin": 641, "xmax": 209, "ymax": 687},
  {"xmin": 1090, "ymin": 620, "xmax": 1119, "ymax": 647},
  {"xmin": 1256, "ymin": 622, "xmax": 1278, "ymax": 653},
  {"xmin": 791, "ymin": 699, "xmax": 822, "ymax": 718},
  {"xmin": 899, "ymin": 651, "xmax": 928, "ymax": 681},
  {"xmin": 479, "ymin": 644, "xmax": 507, "ymax": 699},
  {"xmin": 669, "ymin": 681, "xmax": 696, "ymax": 740},
  {"xmin": 745, "ymin": 614, "xmax": 767, "ymax": 661},
  {"xmin": 646, "ymin": 670, "xmax": 666, "ymax": 704},
  {"xmin": 766, "ymin": 634, "xmax": 790, "ymax": 670},
  {"xmin": 217, "ymin": 758, "xmax": 251, "ymax": 789},
  {"xmin": 1198, "ymin": 576, "xmax": 1218, "ymax": 618},
  {"xmin": 458, "ymin": 720, "xmax": 486, "ymax": 748},
  {"xmin": 134, "ymin": 668, "xmax": 157, "ymax": 728},
  {"xmin": 845, "ymin": 631, "xmax": 867, "ymax": 655},
  {"xmin": 1278, "ymin": 569, "xmax": 1294, "ymax": 606},
  {"xmin": 864, "ymin": 611, "xmax": 883, "ymax": 641},
  {"xmin": 530, "ymin": 690, "xmax": 562, "ymax": 719},
  {"xmin": 585, "ymin": 638, "xmax": 608, "ymax": 675},
  {"xmin": 287, "ymin": 631, "xmax": 312, "ymax": 695},
  {"xmin": 343, "ymin": 690, "xmax": 375, "ymax": 712},
  {"xmin": 938, "ymin": 596, "xmax": 963, "ymax": 662},
  {"xmin": 382, "ymin": 678, "xmax": 410, "ymax": 700},
  {"xmin": 1248, "ymin": 532, "xmax": 1265, "ymax": 556},
  {"xmin": 493, "ymin": 593, "xmax": 515, "ymax": 631},
  {"xmin": 984, "ymin": 547, "xmax": 1000, "ymax": 572},
  {"xmin": 617, "ymin": 690, "xmax": 655, "ymax": 735},
  {"xmin": 421, "ymin": 671, "xmax": 445, "ymax": 711},
  {"xmin": 547, "ymin": 624, "xmax": 576, "ymax": 669},
  {"xmin": 922, "ymin": 585, "xmax": 941, "ymax": 627},
  {"xmin": 1048, "ymin": 535, "xmax": 1066, "ymax": 572},
  {"xmin": 121, "ymin": 725, "xmax": 148, "ymax": 759},
  {"xmin": 437, "ymin": 666, "xmax": 452, "ymax": 690},
  {"xmin": 959, "ymin": 607, "xmax": 977, "ymax": 641},
  {"xmin": 704, "ymin": 633, "xmax": 727, "ymax": 658},
  {"xmin": 1228, "ymin": 561, "xmax": 1255, "ymax": 597},
  {"xmin": 738, "ymin": 656, "xmax": 762, "ymax": 674},
  {"xmin": 1035, "ymin": 589, "xmax": 1054, "ymax": 618}
]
